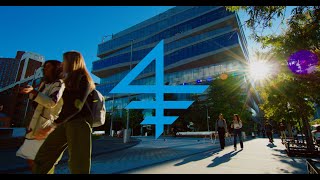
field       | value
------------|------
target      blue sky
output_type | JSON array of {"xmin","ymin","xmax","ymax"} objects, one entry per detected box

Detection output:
[{"xmin": 0, "ymin": 6, "xmax": 293, "ymax": 83}]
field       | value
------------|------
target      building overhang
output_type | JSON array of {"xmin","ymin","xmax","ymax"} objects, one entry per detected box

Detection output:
[{"xmin": 93, "ymin": 44, "xmax": 246, "ymax": 78}]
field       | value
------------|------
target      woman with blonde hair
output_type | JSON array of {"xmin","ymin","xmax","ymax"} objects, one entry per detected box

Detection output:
[
  {"xmin": 231, "ymin": 114, "xmax": 243, "ymax": 151},
  {"xmin": 32, "ymin": 51, "xmax": 95, "ymax": 174}
]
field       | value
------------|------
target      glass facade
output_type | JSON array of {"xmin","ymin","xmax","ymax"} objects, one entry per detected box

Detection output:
[
  {"xmin": 93, "ymin": 27, "xmax": 237, "ymax": 71},
  {"xmin": 0, "ymin": 58, "xmax": 19, "ymax": 89},
  {"xmin": 93, "ymin": 6, "xmax": 249, "ymax": 112},
  {"xmin": 97, "ymin": 25, "xmax": 233, "ymax": 61},
  {"xmin": 98, "ymin": 60, "xmax": 244, "ymax": 111},
  {"xmin": 97, "ymin": 6, "xmax": 226, "ymax": 55}
]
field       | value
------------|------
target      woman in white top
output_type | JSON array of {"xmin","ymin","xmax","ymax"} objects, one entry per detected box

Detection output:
[
  {"xmin": 16, "ymin": 60, "xmax": 65, "ymax": 171},
  {"xmin": 231, "ymin": 114, "xmax": 243, "ymax": 151}
]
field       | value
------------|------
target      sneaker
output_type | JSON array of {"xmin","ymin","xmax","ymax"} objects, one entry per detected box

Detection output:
[{"xmin": 234, "ymin": 147, "xmax": 237, "ymax": 151}]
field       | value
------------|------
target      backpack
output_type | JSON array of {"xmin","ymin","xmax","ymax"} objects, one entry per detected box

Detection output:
[{"xmin": 85, "ymin": 89, "xmax": 106, "ymax": 127}]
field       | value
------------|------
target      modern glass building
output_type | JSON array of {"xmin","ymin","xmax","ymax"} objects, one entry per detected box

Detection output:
[{"xmin": 92, "ymin": 6, "xmax": 259, "ymax": 117}]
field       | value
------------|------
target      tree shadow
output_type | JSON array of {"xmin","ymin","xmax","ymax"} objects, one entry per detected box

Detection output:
[
  {"xmin": 207, "ymin": 149, "xmax": 242, "ymax": 168},
  {"xmin": 277, "ymin": 157, "xmax": 308, "ymax": 174},
  {"xmin": 272, "ymin": 148, "xmax": 287, "ymax": 155},
  {"xmin": 267, "ymin": 143, "xmax": 277, "ymax": 148},
  {"xmin": 268, "ymin": 142, "xmax": 316, "ymax": 174},
  {"xmin": 174, "ymin": 149, "xmax": 220, "ymax": 166}
]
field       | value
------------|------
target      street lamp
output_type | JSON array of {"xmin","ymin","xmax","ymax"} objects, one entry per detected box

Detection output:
[
  {"xmin": 109, "ymin": 95, "xmax": 115, "ymax": 137},
  {"xmin": 22, "ymin": 68, "xmax": 39, "ymax": 125},
  {"xmin": 124, "ymin": 39, "xmax": 134, "ymax": 143},
  {"xmin": 206, "ymin": 104, "xmax": 210, "ymax": 132}
]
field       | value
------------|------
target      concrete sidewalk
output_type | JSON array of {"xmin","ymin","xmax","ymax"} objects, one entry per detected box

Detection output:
[
  {"xmin": 126, "ymin": 138, "xmax": 317, "ymax": 174},
  {"xmin": 4, "ymin": 136, "xmax": 314, "ymax": 174},
  {"xmin": 55, "ymin": 136, "xmax": 236, "ymax": 174},
  {"xmin": 0, "ymin": 136, "xmax": 140, "ymax": 174}
]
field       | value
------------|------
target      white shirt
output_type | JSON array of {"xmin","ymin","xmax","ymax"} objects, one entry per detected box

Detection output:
[{"xmin": 232, "ymin": 121, "xmax": 242, "ymax": 129}]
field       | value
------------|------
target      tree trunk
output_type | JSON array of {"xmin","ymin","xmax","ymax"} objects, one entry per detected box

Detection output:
[
  {"xmin": 301, "ymin": 117, "xmax": 314, "ymax": 152},
  {"xmin": 287, "ymin": 120, "xmax": 293, "ymax": 138}
]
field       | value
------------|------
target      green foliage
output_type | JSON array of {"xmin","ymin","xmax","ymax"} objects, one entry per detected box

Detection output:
[
  {"xmin": 310, "ymin": 119, "xmax": 320, "ymax": 125},
  {"xmin": 258, "ymin": 73, "xmax": 316, "ymax": 123},
  {"xmin": 228, "ymin": 6, "xmax": 320, "ymax": 150},
  {"xmin": 122, "ymin": 97, "xmax": 144, "ymax": 132},
  {"xmin": 206, "ymin": 75, "xmax": 252, "ymax": 130},
  {"xmin": 226, "ymin": 6, "xmax": 320, "ymax": 46}
]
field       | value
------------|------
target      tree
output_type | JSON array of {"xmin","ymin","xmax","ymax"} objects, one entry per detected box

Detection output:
[
  {"xmin": 182, "ymin": 94, "xmax": 207, "ymax": 131},
  {"xmin": 122, "ymin": 97, "xmax": 144, "ymax": 136},
  {"xmin": 226, "ymin": 6, "xmax": 320, "ymax": 50},
  {"xmin": 227, "ymin": 6, "xmax": 320, "ymax": 151},
  {"xmin": 207, "ymin": 75, "xmax": 252, "ymax": 133}
]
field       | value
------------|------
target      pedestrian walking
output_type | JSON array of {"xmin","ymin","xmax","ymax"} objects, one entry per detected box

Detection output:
[
  {"xmin": 32, "ymin": 51, "xmax": 96, "ymax": 174},
  {"xmin": 279, "ymin": 122, "xmax": 286, "ymax": 143},
  {"xmin": 16, "ymin": 60, "xmax": 65, "ymax": 171},
  {"xmin": 265, "ymin": 121, "xmax": 273, "ymax": 144},
  {"xmin": 215, "ymin": 113, "xmax": 228, "ymax": 150},
  {"xmin": 231, "ymin": 114, "xmax": 243, "ymax": 151}
]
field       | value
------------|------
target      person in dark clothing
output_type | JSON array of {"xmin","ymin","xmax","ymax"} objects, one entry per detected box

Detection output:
[
  {"xmin": 279, "ymin": 122, "xmax": 286, "ymax": 143},
  {"xmin": 215, "ymin": 113, "xmax": 228, "ymax": 150},
  {"xmin": 172, "ymin": 125, "xmax": 177, "ymax": 137},
  {"xmin": 32, "ymin": 51, "xmax": 96, "ymax": 174},
  {"xmin": 265, "ymin": 121, "xmax": 274, "ymax": 143}
]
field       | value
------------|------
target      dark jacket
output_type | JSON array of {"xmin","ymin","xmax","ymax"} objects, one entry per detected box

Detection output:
[
  {"xmin": 265, "ymin": 124, "xmax": 273, "ymax": 133},
  {"xmin": 54, "ymin": 75, "xmax": 91, "ymax": 124}
]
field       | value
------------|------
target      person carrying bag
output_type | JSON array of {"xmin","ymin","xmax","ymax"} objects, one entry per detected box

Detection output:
[{"xmin": 16, "ymin": 60, "xmax": 65, "ymax": 171}]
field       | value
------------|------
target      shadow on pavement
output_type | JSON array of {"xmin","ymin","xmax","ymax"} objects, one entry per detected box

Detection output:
[
  {"xmin": 269, "ymin": 142, "xmax": 309, "ymax": 174},
  {"xmin": 266, "ymin": 143, "xmax": 277, "ymax": 148},
  {"xmin": 272, "ymin": 148, "xmax": 287, "ymax": 155},
  {"xmin": 172, "ymin": 137, "xmax": 255, "ymax": 167},
  {"xmin": 271, "ymin": 153, "xmax": 307, "ymax": 174},
  {"xmin": 174, "ymin": 149, "xmax": 220, "ymax": 166},
  {"xmin": 207, "ymin": 149, "xmax": 243, "ymax": 168},
  {"xmin": 0, "ymin": 136, "xmax": 141, "ymax": 174}
]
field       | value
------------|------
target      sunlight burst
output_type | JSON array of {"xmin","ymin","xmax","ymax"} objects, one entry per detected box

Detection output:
[{"xmin": 249, "ymin": 61, "xmax": 271, "ymax": 81}]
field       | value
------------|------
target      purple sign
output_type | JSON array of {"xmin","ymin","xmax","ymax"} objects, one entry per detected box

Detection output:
[{"xmin": 288, "ymin": 50, "xmax": 318, "ymax": 74}]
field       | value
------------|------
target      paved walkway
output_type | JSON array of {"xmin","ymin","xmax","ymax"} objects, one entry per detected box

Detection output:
[
  {"xmin": 126, "ymin": 138, "xmax": 314, "ymax": 174},
  {"xmin": 3, "ymin": 135, "xmax": 317, "ymax": 174},
  {"xmin": 0, "ymin": 136, "xmax": 140, "ymax": 174},
  {"xmin": 55, "ymin": 136, "xmax": 240, "ymax": 174}
]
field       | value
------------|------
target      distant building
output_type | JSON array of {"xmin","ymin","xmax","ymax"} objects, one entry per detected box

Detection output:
[
  {"xmin": 0, "ymin": 51, "xmax": 44, "ymax": 128},
  {"xmin": 0, "ymin": 51, "xmax": 23, "ymax": 88},
  {"xmin": 93, "ymin": 6, "xmax": 260, "ymax": 117}
]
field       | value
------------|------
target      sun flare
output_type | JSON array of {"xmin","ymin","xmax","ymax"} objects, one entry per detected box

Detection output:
[{"xmin": 249, "ymin": 61, "xmax": 271, "ymax": 81}]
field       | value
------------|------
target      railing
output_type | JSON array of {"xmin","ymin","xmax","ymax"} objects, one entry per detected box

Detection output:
[
  {"xmin": 285, "ymin": 138, "xmax": 320, "ymax": 157},
  {"xmin": 306, "ymin": 159, "xmax": 320, "ymax": 174},
  {"xmin": 176, "ymin": 131, "xmax": 216, "ymax": 143}
]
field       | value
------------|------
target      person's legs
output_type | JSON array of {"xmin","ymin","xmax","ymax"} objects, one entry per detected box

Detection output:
[
  {"xmin": 26, "ymin": 159, "xmax": 34, "ymax": 171},
  {"xmin": 281, "ymin": 131, "xmax": 286, "ymax": 142},
  {"xmin": 266, "ymin": 132, "xmax": 271, "ymax": 142},
  {"xmin": 32, "ymin": 124, "xmax": 68, "ymax": 174},
  {"xmin": 221, "ymin": 129, "xmax": 225, "ymax": 149},
  {"xmin": 218, "ymin": 128, "xmax": 225, "ymax": 149},
  {"xmin": 239, "ymin": 130, "xmax": 243, "ymax": 149},
  {"xmin": 66, "ymin": 117, "xmax": 92, "ymax": 174},
  {"xmin": 233, "ymin": 129, "xmax": 238, "ymax": 150}
]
